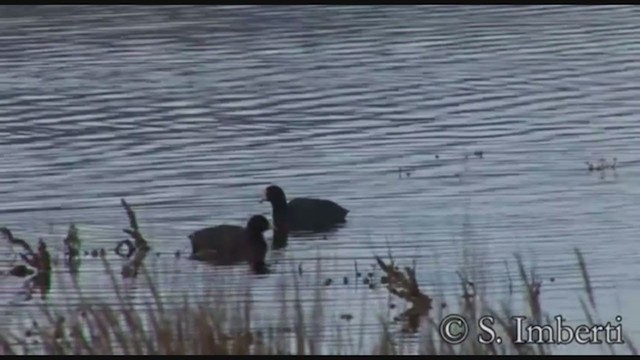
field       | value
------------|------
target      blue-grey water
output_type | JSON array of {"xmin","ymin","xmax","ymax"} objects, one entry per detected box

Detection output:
[{"xmin": 0, "ymin": 5, "xmax": 639, "ymax": 355}]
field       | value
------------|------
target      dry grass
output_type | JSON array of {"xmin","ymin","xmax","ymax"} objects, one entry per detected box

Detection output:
[
  {"xmin": 0, "ymin": 199, "xmax": 634, "ymax": 355},
  {"xmin": 0, "ymin": 247, "xmax": 635, "ymax": 355}
]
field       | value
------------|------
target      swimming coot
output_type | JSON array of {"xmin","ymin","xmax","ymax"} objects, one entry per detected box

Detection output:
[
  {"xmin": 260, "ymin": 185, "xmax": 349, "ymax": 232},
  {"xmin": 188, "ymin": 215, "xmax": 272, "ymax": 273}
]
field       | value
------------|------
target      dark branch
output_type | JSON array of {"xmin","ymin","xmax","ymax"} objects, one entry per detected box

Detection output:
[{"xmin": 1, "ymin": 227, "xmax": 35, "ymax": 256}]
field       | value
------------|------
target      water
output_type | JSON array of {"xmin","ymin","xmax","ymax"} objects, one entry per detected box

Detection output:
[{"xmin": 1, "ymin": 5, "xmax": 640, "ymax": 355}]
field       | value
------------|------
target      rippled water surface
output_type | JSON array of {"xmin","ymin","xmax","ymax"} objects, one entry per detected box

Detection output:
[{"xmin": 1, "ymin": 5, "xmax": 640, "ymax": 355}]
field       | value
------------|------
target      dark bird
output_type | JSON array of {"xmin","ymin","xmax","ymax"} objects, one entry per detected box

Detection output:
[
  {"xmin": 260, "ymin": 184, "xmax": 349, "ymax": 232},
  {"xmin": 188, "ymin": 215, "xmax": 273, "ymax": 274}
]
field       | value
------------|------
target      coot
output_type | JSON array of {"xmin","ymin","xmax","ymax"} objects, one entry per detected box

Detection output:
[
  {"xmin": 188, "ymin": 215, "xmax": 272, "ymax": 273},
  {"xmin": 260, "ymin": 185, "xmax": 349, "ymax": 232}
]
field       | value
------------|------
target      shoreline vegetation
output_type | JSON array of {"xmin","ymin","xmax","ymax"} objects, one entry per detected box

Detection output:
[{"xmin": 1, "ymin": 200, "xmax": 637, "ymax": 355}]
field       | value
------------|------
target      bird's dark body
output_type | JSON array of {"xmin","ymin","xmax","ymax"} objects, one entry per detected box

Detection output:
[
  {"xmin": 286, "ymin": 198, "xmax": 349, "ymax": 231},
  {"xmin": 188, "ymin": 216, "xmax": 270, "ymax": 271},
  {"xmin": 262, "ymin": 185, "xmax": 349, "ymax": 233},
  {"xmin": 189, "ymin": 224, "xmax": 244, "ymax": 262}
]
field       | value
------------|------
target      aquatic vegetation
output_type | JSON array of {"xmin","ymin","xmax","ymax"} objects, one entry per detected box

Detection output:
[
  {"xmin": 398, "ymin": 149, "xmax": 484, "ymax": 179},
  {"xmin": 118, "ymin": 199, "xmax": 151, "ymax": 279},
  {"xmin": 63, "ymin": 224, "xmax": 81, "ymax": 258},
  {"xmin": 2, "ymin": 228, "xmax": 51, "ymax": 278},
  {"xmin": 0, "ymin": 197, "xmax": 634, "ymax": 355},
  {"xmin": 0, "ymin": 229, "xmax": 53, "ymax": 303},
  {"xmin": 375, "ymin": 255, "xmax": 432, "ymax": 333},
  {"xmin": 1, "ymin": 228, "xmax": 35, "ymax": 261},
  {"xmin": 62, "ymin": 224, "xmax": 82, "ymax": 274},
  {"xmin": 586, "ymin": 157, "xmax": 617, "ymax": 172},
  {"xmin": 0, "ymin": 248, "xmax": 635, "ymax": 355},
  {"xmin": 3, "ymin": 198, "xmax": 150, "ymax": 281}
]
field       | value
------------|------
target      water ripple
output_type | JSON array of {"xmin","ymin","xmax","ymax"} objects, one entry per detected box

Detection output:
[{"xmin": 0, "ymin": 5, "xmax": 639, "ymax": 354}]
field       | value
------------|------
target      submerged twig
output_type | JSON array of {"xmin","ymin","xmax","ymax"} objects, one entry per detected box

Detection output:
[
  {"xmin": 119, "ymin": 199, "xmax": 151, "ymax": 279},
  {"xmin": 121, "ymin": 199, "xmax": 147, "ymax": 250},
  {"xmin": 63, "ymin": 224, "xmax": 81, "ymax": 258},
  {"xmin": 63, "ymin": 224, "xmax": 83, "ymax": 274},
  {"xmin": 574, "ymin": 248, "xmax": 595, "ymax": 309},
  {"xmin": 2, "ymin": 227, "xmax": 51, "ymax": 278},
  {"xmin": 1, "ymin": 227, "xmax": 36, "ymax": 258},
  {"xmin": 375, "ymin": 256, "xmax": 432, "ymax": 332},
  {"xmin": 1, "ymin": 228, "xmax": 53, "ymax": 301},
  {"xmin": 35, "ymin": 239, "xmax": 52, "ymax": 273}
]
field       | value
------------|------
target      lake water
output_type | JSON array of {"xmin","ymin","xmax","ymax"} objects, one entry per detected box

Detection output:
[{"xmin": 1, "ymin": 5, "xmax": 639, "ymax": 355}]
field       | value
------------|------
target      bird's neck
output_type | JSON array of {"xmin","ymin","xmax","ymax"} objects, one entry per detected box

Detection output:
[
  {"xmin": 271, "ymin": 199, "xmax": 289, "ymax": 229},
  {"xmin": 247, "ymin": 230, "xmax": 266, "ymax": 243}
]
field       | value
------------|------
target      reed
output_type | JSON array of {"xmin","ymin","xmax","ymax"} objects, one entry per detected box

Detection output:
[{"xmin": 0, "ymin": 247, "xmax": 634, "ymax": 355}]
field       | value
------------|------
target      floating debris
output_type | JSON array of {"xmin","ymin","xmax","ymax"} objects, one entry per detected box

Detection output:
[
  {"xmin": 363, "ymin": 278, "xmax": 370, "ymax": 285},
  {"xmin": 550, "ymin": 277, "xmax": 555, "ymax": 282},
  {"xmin": 375, "ymin": 256, "xmax": 433, "ymax": 333},
  {"xmin": 389, "ymin": 303, "xmax": 396, "ymax": 309},
  {"xmin": 339, "ymin": 313, "xmax": 353, "ymax": 321},
  {"xmin": 435, "ymin": 154, "xmax": 439, "ymax": 159},
  {"xmin": 398, "ymin": 167, "xmax": 412, "ymax": 179},
  {"xmin": 114, "ymin": 239, "xmax": 135, "ymax": 258},
  {"xmin": 474, "ymin": 150, "xmax": 483, "ymax": 159},
  {"xmin": 585, "ymin": 161, "xmax": 594, "ymax": 171},
  {"xmin": 9, "ymin": 265, "xmax": 34, "ymax": 278},
  {"xmin": 90, "ymin": 249, "xmax": 99, "ymax": 258},
  {"xmin": 324, "ymin": 278, "xmax": 333, "ymax": 286},
  {"xmin": 343, "ymin": 276, "xmax": 349, "ymax": 285},
  {"xmin": 586, "ymin": 158, "xmax": 617, "ymax": 172},
  {"xmin": 174, "ymin": 250, "xmax": 181, "ymax": 259}
]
